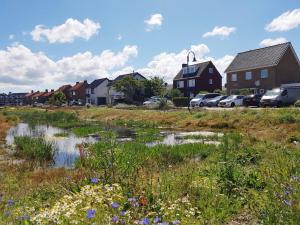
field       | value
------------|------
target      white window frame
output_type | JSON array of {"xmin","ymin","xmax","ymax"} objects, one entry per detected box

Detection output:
[
  {"xmin": 182, "ymin": 67, "xmax": 188, "ymax": 75},
  {"xmin": 209, "ymin": 79, "xmax": 213, "ymax": 85},
  {"xmin": 209, "ymin": 68, "xmax": 213, "ymax": 74},
  {"xmin": 245, "ymin": 71, "xmax": 252, "ymax": 80},
  {"xmin": 261, "ymin": 69, "xmax": 269, "ymax": 79},
  {"xmin": 188, "ymin": 65, "xmax": 196, "ymax": 74},
  {"xmin": 188, "ymin": 79, "xmax": 195, "ymax": 87},
  {"xmin": 231, "ymin": 74, "xmax": 237, "ymax": 82},
  {"xmin": 177, "ymin": 81, "xmax": 184, "ymax": 88}
]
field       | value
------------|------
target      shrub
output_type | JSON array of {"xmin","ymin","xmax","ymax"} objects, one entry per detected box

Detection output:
[
  {"xmin": 14, "ymin": 136, "xmax": 55, "ymax": 163},
  {"xmin": 294, "ymin": 99, "xmax": 300, "ymax": 107},
  {"xmin": 173, "ymin": 97, "xmax": 190, "ymax": 107}
]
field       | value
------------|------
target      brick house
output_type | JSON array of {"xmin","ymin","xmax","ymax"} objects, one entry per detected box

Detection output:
[
  {"xmin": 225, "ymin": 42, "xmax": 300, "ymax": 95},
  {"xmin": 173, "ymin": 61, "xmax": 222, "ymax": 97},
  {"xmin": 56, "ymin": 84, "xmax": 72, "ymax": 101},
  {"xmin": 69, "ymin": 80, "xmax": 88, "ymax": 105}
]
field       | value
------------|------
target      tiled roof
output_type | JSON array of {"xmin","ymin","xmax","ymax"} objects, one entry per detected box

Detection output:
[
  {"xmin": 57, "ymin": 85, "xmax": 72, "ymax": 92},
  {"xmin": 174, "ymin": 61, "xmax": 211, "ymax": 80},
  {"xmin": 88, "ymin": 78, "xmax": 107, "ymax": 89},
  {"xmin": 225, "ymin": 42, "xmax": 299, "ymax": 73},
  {"xmin": 31, "ymin": 92, "xmax": 44, "ymax": 98},
  {"xmin": 70, "ymin": 82, "xmax": 87, "ymax": 91}
]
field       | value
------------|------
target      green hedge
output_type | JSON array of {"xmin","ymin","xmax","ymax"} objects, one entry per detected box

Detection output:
[
  {"xmin": 295, "ymin": 99, "xmax": 300, "ymax": 107},
  {"xmin": 173, "ymin": 97, "xmax": 190, "ymax": 107}
]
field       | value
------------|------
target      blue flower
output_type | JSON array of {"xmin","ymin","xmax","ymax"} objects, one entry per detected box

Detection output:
[
  {"xmin": 86, "ymin": 209, "xmax": 96, "ymax": 219},
  {"xmin": 161, "ymin": 222, "xmax": 169, "ymax": 225},
  {"xmin": 284, "ymin": 200, "xmax": 292, "ymax": 206},
  {"xmin": 112, "ymin": 216, "xmax": 119, "ymax": 223},
  {"xmin": 120, "ymin": 210, "xmax": 126, "ymax": 216},
  {"xmin": 90, "ymin": 178, "xmax": 99, "ymax": 184},
  {"xmin": 172, "ymin": 220, "xmax": 180, "ymax": 225},
  {"xmin": 139, "ymin": 218, "xmax": 150, "ymax": 225},
  {"xmin": 128, "ymin": 197, "xmax": 137, "ymax": 202},
  {"xmin": 7, "ymin": 199, "xmax": 14, "ymax": 206},
  {"xmin": 111, "ymin": 202, "xmax": 120, "ymax": 209},
  {"xmin": 154, "ymin": 217, "xmax": 161, "ymax": 223}
]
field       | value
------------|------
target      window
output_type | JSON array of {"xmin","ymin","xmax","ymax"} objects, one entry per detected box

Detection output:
[
  {"xmin": 231, "ymin": 74, "xmax": 237, "ymax": 81},
  {"xmin": 91, "ymin": 88, "xmax": 95, "ymax": 94},
  {"xmin": 209, "ymin": 79, "xmax": 213, "ymax": 85},
  {"xmin": 188, "ymin": 79, "xmax": 195, "ymax": 87},
  {"xmin": 260, "ymin": 89, "xmax": 265, "ymax": 94},
  {"xmin": 177, "ymin": 81, "xmax": 184, "ymax": 88},
  {"xmin": 261, "ymin": 69, "xmax": 268, "ymax": 78},
  {"xmin": 209, "ymin": 68, "xmax": 213, "ymax": 74},
  {"xmin": 183, "ymin": 65, "xmax": 196, "ymax": 75},
  {"xmin": 72, "ymin": 91, "xmax": 76, "ymax": 96},
  {"xmin": 245, "ymin": 71, "xmax": 252, "ymax": 80}
]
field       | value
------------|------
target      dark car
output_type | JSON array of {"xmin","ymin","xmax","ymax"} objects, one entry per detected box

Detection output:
[
  {"xmin": 206, "ymin": 95, "xmax": 228, "ymax": 107},
  {"xmin": 243, "ymin": 94, "xmax": 262, "ymax": 107}
]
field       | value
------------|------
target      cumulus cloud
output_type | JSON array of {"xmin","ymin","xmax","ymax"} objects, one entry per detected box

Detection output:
[
  {"xmin": 144, "ymin": 14, "xmax": 163, "ymax": 32},
  {"xmin": 0, "ymin": 44, "xmax": 137, "ymax": 92},
  {"xmin": 30, "ymin": 18, "xmax": 101, "ymax": 43},
  {"xmin": 266, "ymin": 9, "xmax": 300, "ymax": 32},
  {"xmin": 134, "ymin": 44, "xmax": 233, "ymax": 85},
  {"xmin": 259, "ymin": 37, "xmax": 288, "ymax": 47},
  {"xmin": 203, "ymin": 26, "xmax": 236, "ymax": 38}
]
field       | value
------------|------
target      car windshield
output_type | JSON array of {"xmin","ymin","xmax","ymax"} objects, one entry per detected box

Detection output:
[
  {"xmin": 265, "ymin": 89, "xmax": 281, "ymax": 96},
  {"xmin": 211, "ymin": 96, "xmax": 223, "ymax": 101},
  {"xmin": 226, "ymin": 95, "xmax": 236, "ymax": 100},
  {"xmin": 194, "ymin": 94, "xmax": 204, "ymax": 99}
]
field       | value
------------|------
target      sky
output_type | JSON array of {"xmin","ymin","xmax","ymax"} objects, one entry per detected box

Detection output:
[{"xmin": 0, "ymin": 0, "xmax": 300, "ymax": 93}]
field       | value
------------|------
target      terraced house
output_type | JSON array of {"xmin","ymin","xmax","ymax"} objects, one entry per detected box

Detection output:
[
  {"xmin": 173, "ymin": 61, "xmax": 222, "ymax": 97},
  {"xmin": 225, "ymin": 42, "xmax": 300, "ymax": 95}
]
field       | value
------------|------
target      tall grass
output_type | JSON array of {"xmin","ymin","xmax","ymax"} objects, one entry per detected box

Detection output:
[{"xmin": 14, "ymin": 136, "xmax": 55, "ymax": 163}]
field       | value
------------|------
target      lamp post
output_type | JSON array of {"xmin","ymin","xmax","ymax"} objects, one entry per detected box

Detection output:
[{"xmin": 187, "ymin": 50, "xmax": 197, "ymax": 65}]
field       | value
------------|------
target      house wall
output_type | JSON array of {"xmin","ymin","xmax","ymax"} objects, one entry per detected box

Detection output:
[
  {"xmin": 275, "ymin": 47, "xmax": 300, "ymax": 85},
  {"xmin": 173, "ymin": 62, "xmax": 222, "ymax": 97},
  {"xmin": 226, "ymin": 67, "xmax": 276, "ymax": 95},
  {"xmin": 70, "ymin": 82, "xmax": 88, "ymax": 103},
  {"xmin": 87, "ymin": 80, "xmax": 109, "ymax": 105}
]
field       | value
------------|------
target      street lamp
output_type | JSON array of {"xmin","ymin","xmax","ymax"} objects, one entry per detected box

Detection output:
[{"xmin": 187, "ymin": 50, "xmax": 197, "ymax": 65}]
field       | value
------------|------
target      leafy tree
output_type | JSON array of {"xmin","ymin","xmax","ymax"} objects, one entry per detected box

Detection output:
[
  {"xmin": 49, "ymin": 91, "xmax": 66, "ymax": 106},
  {"xmin": 165, "ymin": 88, "xmax": 183, "ymax": 99},
  {"xmin": 113, "ymin": 76, "xmax": 144, "ymax": 104},
  {"xmin": 143, "ymin": 77, "xmax": 166, "ymax": 98}
]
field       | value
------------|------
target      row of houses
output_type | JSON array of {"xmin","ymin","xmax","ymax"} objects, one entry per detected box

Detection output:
[
  {"xmin": 0, "ymin": 72, "xmax": 146, "ymax": 106},
  {"xmin": 173, "ymin": 42, "xmax": 300, "ymax": 96}
]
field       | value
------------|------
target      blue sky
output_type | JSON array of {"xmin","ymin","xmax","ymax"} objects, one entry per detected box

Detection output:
[{"xmin": 0, "ymin": 0, "xmax": 300, "ymax": 92}]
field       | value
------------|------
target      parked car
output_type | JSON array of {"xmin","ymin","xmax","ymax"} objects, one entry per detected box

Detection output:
[
  {"xmin": 260, "ymin": 84, "xmax": 300, "ymax": 107},
  {"xmin": 189, "ymin": 93, "xmax": 220, "ymax": 107},
  {"xmin": 218, "ymin": 95, "xmax": 244, "ymax": 107},
  {"xmin": 143, "ymin": 96, "xmax": 161, "ymax": 107},
  {"xmin": 243, "ymin": 94, "xmax": 262, "ymax": 107},
  {"xmin": 205, "ymin": 95, "xmax": 228, "ymax": 107}
]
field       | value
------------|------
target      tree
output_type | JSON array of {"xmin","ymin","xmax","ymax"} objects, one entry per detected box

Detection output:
[
  {"xmin": 113, "ymin": 76, "xmax": 144, "ymax": 104},
  {"xmin": 143, "ymin": 77, "xmax": 166, "ymax": 98},
  {"xmin": 49, "ymin": 91, "xmax": 66, "ymax": 106},
  {"xmin": 165, "ymin": 89, "xmax": 183, "ymax": 100}
]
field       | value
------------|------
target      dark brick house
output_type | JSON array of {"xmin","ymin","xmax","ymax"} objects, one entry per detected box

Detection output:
[
  {"xmin": 69, "ymin": 80, "xmax": 88, "ymax": 104},
  {"xmin": 57, "ymin": 84, "xmax": 72, "ymax": 101},
  {"xmin": 173, "ymin": 61, "xmax": 222, "ymax": 97},
  {"xmin": 225, "ymin": 42, "xmax": 300, "ymax": 95}
]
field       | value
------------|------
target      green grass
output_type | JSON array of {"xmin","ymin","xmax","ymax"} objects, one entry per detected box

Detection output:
[{"xmin": 14, "ymin": 136, "xmax": 55, "ymax": 163}]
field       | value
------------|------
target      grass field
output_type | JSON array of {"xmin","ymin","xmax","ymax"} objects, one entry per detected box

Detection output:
[{"xmin": 0, "ymin": 107, "xmax": 299, "ymax": 224}]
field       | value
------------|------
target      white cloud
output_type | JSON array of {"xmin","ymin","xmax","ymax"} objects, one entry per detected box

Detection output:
[
  {"xmin": 116, "ymin": 34, "xmax": 123, "ymax": 41},
  {"xmin": 133, "ymin": 44, "xmax": 233, "ymax": 85},
  {"xmin": 0, "ymin": 44, "xmax": 137, "ymax": 92},
  {"xmin": 259, "ymin": 37, "xmax": 288, "ymax": 47},
  {"xmin": 266, "ymin": 9, "xmax": 300, "ymax": 32},
  {"xmin": 144, "ymin": 14, "xmax": 163, "ymax": 32},
  {"xmin": 30, "ymin": 18, "xmax": 101, "ymax": 43},
  {"xmin": 8, "ymin": 34, "xmax": 15, "ymax": 40},
  {"xmin": 203, "ymin": 26, "xmax": 236, "ymax": 38}
]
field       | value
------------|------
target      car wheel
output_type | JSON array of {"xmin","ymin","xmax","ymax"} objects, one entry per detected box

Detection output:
[
  {"xmin": 277, "ymin": 101, "xmax": 283, "ymax": 108},
  {"xmin": 199, "ymin": 102, "xmax": 204, "ymax": 107},
  {"xmin": 231, "ymin": 102, "xmax": 235, "ymax": 107}
]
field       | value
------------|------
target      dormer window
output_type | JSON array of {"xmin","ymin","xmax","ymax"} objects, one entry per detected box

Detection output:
[{"xmin": 183, "ymin": 65, "xmax": 196, "ymax": 75}]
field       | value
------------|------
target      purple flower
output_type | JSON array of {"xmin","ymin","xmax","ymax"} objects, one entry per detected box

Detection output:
[
  {"xmin": 7, "ymin": 199, "xmax": 14, "ymax": 206},
  {"xmin": 111, "ymin": 202, "xmax": 120, "ymax": 209},
  {"xmin": 128, "ymin": 197, "xmax": 137, "ymax": 202},
  {"xmin": 112, "ymin": 216, "xmax": 119, "ymax": 223},
  {"xmin": 161, "ymin": 222, "xmax": 169, "ymax": 225},
  {"xmin": 154, "ymin": 217, "xmax": 161, "ymax": 223},
  {"xmin": 172, "ymin": 220, "xmax": 180, "ymax": 225},
  {"xmin": 120, "ymin": 210, "xmax": 126, "ymax": 216},
  {"xmin": 86, "ymin": 209, "xmax": 96, "ymax": 219},
  {"xmin": 284, "ymin": 200, "xmax": 292, "ymax": 206},
  {"xmin": 139, "ymin": 218, "xmax": 150, "ymax": 225},
  {"xmin": 90, "ymin": 178, "xmax": 99, "ymax": 184}
]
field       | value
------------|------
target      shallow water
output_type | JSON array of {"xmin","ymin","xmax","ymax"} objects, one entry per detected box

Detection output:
[{"xmin": 5, "ymin": 123, "xmax": 97, "ymax": 167}]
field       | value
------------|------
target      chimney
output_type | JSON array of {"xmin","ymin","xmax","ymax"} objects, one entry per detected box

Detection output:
[
  {"xmin": 76, "ymin": 82, "xmax": 79, "ymax": 84},
  {"xmin": 31, "ymin": 90, "xmax": 34, "ymax": 93},
  {"xmin": 51, "ymin": 89, "xmax": 54, "ymax": 92},
  {"xmin": 45, "ymin": 89, "xmax": 48, "ymax": 93},
  {"xmin": 84, "ymin": 80, "xmax": 87, "ymax": 84}
]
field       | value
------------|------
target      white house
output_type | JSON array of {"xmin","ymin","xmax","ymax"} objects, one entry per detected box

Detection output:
[{"xmin": 86, "ymin": 78, "xmax": 109, "ymax": 105}]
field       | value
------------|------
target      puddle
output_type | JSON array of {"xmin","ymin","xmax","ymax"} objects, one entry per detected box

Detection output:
[
  {"xmin": 147, "ymin": 131, "xmax": 222, "ymax": 147},
  {"xmin": 5, "ymin": 123, "xmax": 98, "ymax": 168}
]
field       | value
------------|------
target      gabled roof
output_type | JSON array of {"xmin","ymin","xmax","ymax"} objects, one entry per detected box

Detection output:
[
  {"xmin": 114, "ymin": 72, "xmax": 146, "ymax": 82},
  {"xmin": 225, "ymin": 42, "xmax": 300, "ymax": 73},
  {"xmin": 25, "ymin": 92, "xmax": 37, "ymax": 97},
  {"xmin": 88, "ymin": 78, "xmax": 108, "ymax": 89},
  {"xmin": 174, "ymin": 61, "xmax": 212, "ymax": 80},
  {"xmin": 42, "ymin": 91, "xmax": 54, "ymax": 97},
  {"xmin": 32, "ymin": 91, "xmax": 44, "ymax": 98},
  {"xmin": 70, "ymin": 82, "xmax": 87, "ymax": 91},
  {"xmin": 57, "ymin": 85, "xmax": 72, "ymax": 92}
]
